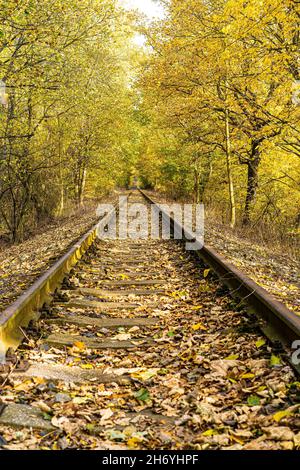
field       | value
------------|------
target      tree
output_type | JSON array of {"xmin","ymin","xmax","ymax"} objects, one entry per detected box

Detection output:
[
  {"xmin": 137, "ymin": 0, "xmax": 300, "ymax": 230},
  {"xmin": 0, "ymin": 0, "xmax": 138, "ymax": 241}
]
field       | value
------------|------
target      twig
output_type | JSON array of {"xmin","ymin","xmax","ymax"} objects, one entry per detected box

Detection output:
[{"xmin": 1, "ymin": 359, "xmax": 19, "ymax": 387}]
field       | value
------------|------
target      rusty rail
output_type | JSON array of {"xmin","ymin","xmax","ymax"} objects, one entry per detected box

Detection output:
[
  {"xmin": 1, "ymin": 189, "xmax": 299, "ymax": 369},
  {"xmin": 0, "ymin": 197, "xmax": 126, "ymax": 358},
  {"xmin": 0, "ymin": 226, "xmax": 98, "ymax": 357},
  {"xmin": 139, "ymin": 190, "xmax": 300, "ymax": 352}
]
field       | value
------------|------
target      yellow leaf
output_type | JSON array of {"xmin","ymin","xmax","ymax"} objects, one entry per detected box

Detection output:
[
  {"xmin": 273, "ymin": 410, "xmax": 293, "ymax": 423},
  {"xmin": 80, "ymin": 364, "xmax": 94, "ymax": 369},
  {"xmin": 14, "ymin": 380, "xmax": 32, "ymax": 391},
  {"xmin": 170, "ymin": 290, "xmax": 187, "ymax": 298},
  {"xmin": 202, "ymin": 429, "xmax": 218, "ymax": 436},
  {"xmin": 198, "ymin": 284, "xmax": 211, "ymax": 293},
  {"xmin": 228, "ymin": 377, "xmax": 237, "ymax": 384},
  {"xmin": 231, "ymin": 435, "xmax": 244, "ymax": 445},
  {"xmin": 203, "ymin": 269, "xmax": 211, "ymax": 278},
  {"xmin": 127, "ymin": 437, "xmax": 142, "ymax": 448},
  {"xmin": 255, "ymin": 339, "xmax": 266, "ymax": 348},
  {"xmin": 33, "ymin": 377, "xmax": 46, "ymax": 385},
  {"xmin": 131, "ymin": 369, "xmax": 158, "ymax": 381},
  {"xmin": 241, "ymin": 373, "xmax": 255, "ymax": 379},
  {"xmin": 73, "ymin": 397, "xmax": 91, "ymax": 404},
  {"xmin": 270, "ymin": 355, "xmax": 282, "ymax": 367},
  {"xmin": 225, "ymin": 354, "xmax": 239, "ymax": 360},
  {"xmin": 74, "ymin": 341, "xmax": 86, "ymax": 351},
  {"xmin": 192, "ymin": 322, "xmax": 207, "ymax": 331}
]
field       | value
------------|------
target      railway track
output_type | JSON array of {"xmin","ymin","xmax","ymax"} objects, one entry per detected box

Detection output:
[{"xmin": 0, "ymin": 191, "xmax": 299, "ymax": 450}]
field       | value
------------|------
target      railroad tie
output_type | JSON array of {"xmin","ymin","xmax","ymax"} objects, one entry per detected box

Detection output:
[{"xmin": 0, "ymin": 190, "xmax": 299, "ymax": 450}]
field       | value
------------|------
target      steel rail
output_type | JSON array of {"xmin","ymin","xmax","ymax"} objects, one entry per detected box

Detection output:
[
  {"xmin": 0, "ymin": 198, "xmax": 126, "ymax": 358},
  {"xmin": 0, "ymin": 189, "xmax": 299, "ymax": 368},
  {"xmin": 139, "ymin": 190, "xmax": 300, "ymax": 352},
  {"xmin": 0, "ymin": 226, "xmax": 98, "ymax": 357}
]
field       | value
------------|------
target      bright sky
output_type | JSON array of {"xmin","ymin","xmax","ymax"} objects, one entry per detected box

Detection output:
[
  {"xmin": 120, "ymin": 0, "xmax": 165, "ymax": 19},
  {"xmin": 119, "ymin": 0, "xmax": 165, "ymax": 47}
]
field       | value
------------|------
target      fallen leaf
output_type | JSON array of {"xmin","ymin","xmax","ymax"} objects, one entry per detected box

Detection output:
[
  {"xmin": 135, "ymin": 388, "xmax": 150, "ymax": 402},
  {"xmin": 106, "ymin": 429, "xmax": 125, "ymax": 441},
  {"xmin": 202, "ymin": 429, "xmax": 218, "ymax": 437},
  {"xmin": 247, "ymin": 395, "xmax": 261, "ymax": 406},
  {"xmin": 273, "ymin": 410, "xmax": 293, "ymax": 423},
  {"xmin": 241, "ymin": 373, "xmax": 255, "ymax": 379},
  {"xmin": 270, "ymin": 355, "xmax": 282, "ymax": 367},
  {"xmin": 33, "ymin": 401, "xmax": 52, "ymax": 413},
  {"xmin": 80, "ymin": 364, "xmax": 94, "ymax": 370},
  {"xmin": 131, "ymin": 369, "xmax": 158, "ymax": 381},
  {"xmin": 127, "ymin": 436, "xmax": 143, "ymax": 448},
  {"xmin": 255, "ymin": 339, "xmax": 266, "ymax": 349},
  {"xmin": 13, "ymin": 380, "xmax": 32, "ymax": 392},
  {"xmin": 225, "ymin": 354, "xmax": 239, "ymax": 360},
  {"xmin": 192, "ymin": 322, "xmax": 207, "ymax": 331},
  {"xmin": 114, "ymin": 333, "xmax": 131, "ymax": 341},
  {"xmin": 100, "ymin": 408, "xmax": 114, "ymax": 422},
  {"xmin": 73, "ymin": 341, "xmax": 86, "ymax": 351},
  {"xmin": 73, "ymin": 397, "xmax": 91, "ymax": 404}
]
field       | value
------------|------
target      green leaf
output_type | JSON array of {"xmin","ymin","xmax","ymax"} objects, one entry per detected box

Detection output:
[
  {"xmin": 289, "ymin": 382, "xmax": 300, "ymax": 389},
  {"xmin": 167, "ymin": 330, "xmax": 175, "ymax": 337},
  {"xmin": 270, "ymin": 355, "xmax": 282, "ymax": 367},
  {"xmin": 158, "ymin": 368, "xmax": 168, "ymax": 375},
  {"xmin": 247, "ymin": 395, "xmax": 261, "ymax": 406},
  {"xmin": 203, "ymin": 269, "xmax": 211, "ymax": 278},
  {"xmin": 225, "ymin": 354, "xmax": 239, "ymax": 360},
  {"xmin": 228, "ymin": 377, "xmax": 237, "ymax": 384},
  {"xmin": 107, "ymin": 429, "xmax": 125, "ymax": 441},
  {"xmin": 135, "ymin": 388, "xmax": 150, "ymax": 402},
  {"xmin": 255, "ymin": 339, "xmax": 266, "ymax": 349},
  {"xmin": 86, "ymin": 424, "xmax": 95, "ymax": 433}
]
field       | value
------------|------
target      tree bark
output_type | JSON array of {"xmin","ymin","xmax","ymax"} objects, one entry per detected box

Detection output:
[
  {"xmin": 193, "ymin": 168, "xmax": 200, "ymax": 204},
  {"xmin": 243, "ymin": 140, "xmax": 260, "ymax": 225},
  {"xmin": 225, "ymin": 108, "xmax": 236, "ymax": 228},
  {"xmin": 77, "ymin": 167, "xmax": 87, "ymax": 207},
  {"xmin": 57, "ymin": 117, "xmax": 64, "ymax": 216}
]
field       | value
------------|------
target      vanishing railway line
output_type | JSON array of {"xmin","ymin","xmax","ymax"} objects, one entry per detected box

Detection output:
[{"xmin": 0, "ymin": 191, "xmax": 299, "ymax": 450}]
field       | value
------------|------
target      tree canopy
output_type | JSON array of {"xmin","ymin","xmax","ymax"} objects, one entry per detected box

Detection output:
[
  {"xmin": 137, "ymin": 0, "xmax": 300, "ymax": 231},
  {"xmin": 0, "ymin": 0, "xmax": 299, "ymax": 241},
  {"xmin": 0, "ymin": 0, "xmax": 138, "ymax": 241}
]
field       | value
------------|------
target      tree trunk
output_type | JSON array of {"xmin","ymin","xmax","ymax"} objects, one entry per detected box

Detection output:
[
  {"xmin": 225, "ymin": 108, "xmax": 236, "ymax": 228},
  {"xmin": 57, "ymin": 117, "xmax": 64, "ymax": 216},
  {"xmin": 58, "ymin": 180, "xmax": 64, "ymax": 216},
  {"xmin": 202, "ymin": 162, "xmax": 212, "ymax": 203},
  {"xmin": 243, "ymin": 140, "xmax": 260, "ymax": 225},
  {"xmin": 193, "ymin": 168, "xmax": 200, "ymax": 204},
  {"xmin": 78, "ymin": 167, "xmax": 87, "ymax": 207}
]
